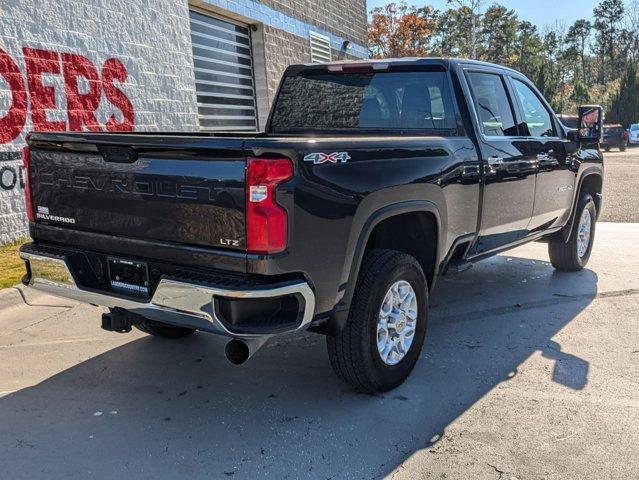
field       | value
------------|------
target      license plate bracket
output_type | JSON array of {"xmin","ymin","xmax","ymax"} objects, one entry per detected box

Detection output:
[{"xmin": 107, "ymin": 257, "xmax": 150, "ymax": 298}]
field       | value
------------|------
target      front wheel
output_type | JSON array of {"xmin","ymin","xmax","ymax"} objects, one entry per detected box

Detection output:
[
  {"xmin": 327, "ymin": 249, "xmax": 428, "ymax": 393},
  {"xmin": 548, "ymin": 193, "xmax": 597, "ymax": 271}
]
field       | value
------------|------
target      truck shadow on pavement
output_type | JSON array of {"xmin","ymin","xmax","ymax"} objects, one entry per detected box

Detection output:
[{"xmin": 0, "ymin": 255, "xmax": 597, "ymax": 479}]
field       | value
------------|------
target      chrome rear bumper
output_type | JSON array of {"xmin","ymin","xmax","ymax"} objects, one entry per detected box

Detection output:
[{"xmin": 20, "ymin": 250, "xmax": 315, "ymax": 338}]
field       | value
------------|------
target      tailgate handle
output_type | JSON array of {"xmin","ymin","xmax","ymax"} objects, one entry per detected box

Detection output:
[{"xmin": 98, "ymin": 145, "xmax": 138, "ymax": 163}]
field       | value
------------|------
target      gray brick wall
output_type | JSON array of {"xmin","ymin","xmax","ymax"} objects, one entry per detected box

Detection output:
[
  {"xmin": 0, "ymin": 0, "xmax": 199, "ymax": 244},
  {"xmin": 255, "ymin": 26, "xmax": 362, "ymax": 119},
  {"xmin": 258, "ymin": 0, "xmax": 367, "ymax": 46},
  {"xmin": 262, "ymin": 26, "xmax": 311, "ymax": 105}
]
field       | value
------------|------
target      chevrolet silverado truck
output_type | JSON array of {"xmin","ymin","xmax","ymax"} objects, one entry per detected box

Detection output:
[{"xmin": 20, "ymin": 58, "xmax": 604, "ymax": 393}]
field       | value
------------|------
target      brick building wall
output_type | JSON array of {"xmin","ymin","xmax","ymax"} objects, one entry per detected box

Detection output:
[
  {"xmin": 258, "ymin": 0, "xmax": 368, "ymax": 46},
  {"xmin": 0, "ymin": 0, "xmax": 368, "ymax": 245},
  {"xmin": 0, "ymin": 0, "xmax": 200, "ymax": 244}
]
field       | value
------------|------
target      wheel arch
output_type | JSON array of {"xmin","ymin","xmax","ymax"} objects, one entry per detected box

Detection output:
[
  {"xmin": 563, "ymin": 169, "xmax": 603, "ymax": 242},
  {"xmin": 330, "ymin": 200, "xmax": 442, "ymax": 333}
]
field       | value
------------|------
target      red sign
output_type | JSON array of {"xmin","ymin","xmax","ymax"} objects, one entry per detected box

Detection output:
[{"xmin": 0, "ymin": 47, "xmax": 135, "ymax": 144}]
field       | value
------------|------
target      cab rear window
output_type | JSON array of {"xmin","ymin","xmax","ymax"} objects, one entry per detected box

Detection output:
[{"xmin": 269, "ymin": 71, "xmax": 458, "ymax": 135}]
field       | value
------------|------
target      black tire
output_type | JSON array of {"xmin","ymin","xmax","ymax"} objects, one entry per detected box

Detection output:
[
  {"xmin": 327, "ymin": 249, "xmax": 428, "ymax": 393},
  {"xmin": 620, "ymin": 146, "xmax": 626, "ymax": 152},
  {"xmin": 548, "ymin": 193, "xmax": 597, "ymax": 271},
  {"xmin": 135, "ymin": 320, "xmax": 195, "ymax": 338},
  {"xmin": 605, "ymin": 147, "xmax": 611, "ymax": 152}
]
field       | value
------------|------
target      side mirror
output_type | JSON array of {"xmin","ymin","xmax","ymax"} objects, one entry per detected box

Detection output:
[{"xmin": 577, "ymin": 105, "xmax": 603, "ymax": 144}]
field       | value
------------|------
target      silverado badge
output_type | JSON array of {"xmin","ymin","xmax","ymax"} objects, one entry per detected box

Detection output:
[{"xmin": 303, "ymin": 152, "xmax": 350, "ymax": 165}]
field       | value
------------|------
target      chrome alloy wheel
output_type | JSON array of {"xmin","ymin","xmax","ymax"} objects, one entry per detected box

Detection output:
[
  {"xmin": 576, "ymin": 208, "xmax": 592, "ymax": 258},
  {"xmin": 376, "ymin": 280, "xmax": 418, "ymax": 365}
]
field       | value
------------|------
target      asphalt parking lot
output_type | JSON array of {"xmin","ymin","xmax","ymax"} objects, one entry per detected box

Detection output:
[
  {"xmin": 600, "ymin": 146, "xmax": 639, "ymax": 222},
  {"xmin": 1, "ymin": 151, "xmax": 638, "ymax": 479},
  {"xmin": 1, "ymin": 222, "xmax": 638, "ymax": 479}
]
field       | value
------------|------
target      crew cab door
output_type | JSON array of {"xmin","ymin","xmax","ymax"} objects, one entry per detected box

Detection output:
[
  {"xmin": 464, "ymin": 69, "xmax": 537, "ymax": 254},
  {"xmin": 506, "ymin": 76, "xmax": 575, "ymax": 231}
]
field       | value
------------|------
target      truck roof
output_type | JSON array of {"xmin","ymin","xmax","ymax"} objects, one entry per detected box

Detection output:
[{"xmin": 294, "ymin": 57, "xmax": 522, "ymax": 75}]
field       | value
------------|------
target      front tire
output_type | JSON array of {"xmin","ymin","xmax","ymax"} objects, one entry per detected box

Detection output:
[
  {"xmin": 327, "ymin": 249, "xmax": 428, "ymax": 393},
  {"xmin": 548, "ymin": 193, "xmax": 597, "ymax": 271},
  {"xmin": 135, "ymin": 320, "xmax": 196, "ymax": 338}
]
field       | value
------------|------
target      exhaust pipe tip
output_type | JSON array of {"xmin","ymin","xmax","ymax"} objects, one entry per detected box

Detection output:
[{"xmin": 225, "ymin": 339, "xmax": 250, "ymax": 365}]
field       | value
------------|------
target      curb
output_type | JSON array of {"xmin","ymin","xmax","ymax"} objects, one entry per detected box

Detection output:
[
  {"xmin": 0, "ymin": 285, "xmax": 78, "ymax": 311},
  {"xmin": 0, "ymin": 285, "xmax": 27, "ymax": 310}
]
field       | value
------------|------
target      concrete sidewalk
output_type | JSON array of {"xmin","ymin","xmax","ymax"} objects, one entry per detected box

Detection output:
[{"xmin": 0, "ymin": 223, "xmax": 638, "ymax": 479}]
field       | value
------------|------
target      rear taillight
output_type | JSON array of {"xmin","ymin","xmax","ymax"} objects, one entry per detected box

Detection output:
[
  {"xmin": 22, "ymin": 146, "xmax": 34, "ymax": 222},
  {"xmin": 246, "ymin": 156, "xmax": 293, "ymax": 254}
]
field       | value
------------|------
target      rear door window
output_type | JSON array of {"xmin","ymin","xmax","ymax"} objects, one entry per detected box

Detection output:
[
  {"xmin": 466, "ymin": 72, "xmax": 518, "ymax": 137},
  {"xmin": 269, "ymin": 70, "xmax": 458, "ymax": 134}
]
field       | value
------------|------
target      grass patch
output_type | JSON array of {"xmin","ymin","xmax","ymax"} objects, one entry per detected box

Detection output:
[{"xmin": 0, "ymin": 239, "xmax": 27, "ymax": 289}]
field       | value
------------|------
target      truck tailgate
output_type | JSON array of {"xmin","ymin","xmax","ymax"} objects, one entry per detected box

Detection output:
[{"xmin": 27, "ymin": 134, "xmax": 247, "ymax": 251}]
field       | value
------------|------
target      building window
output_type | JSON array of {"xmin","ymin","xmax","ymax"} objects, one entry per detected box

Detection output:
[
  {"xmin": 189, "ymin": 10, "xmax": 258, "ymax": 131},
  {"xmin": 309, "ymin": 31, "xmax": 332, "ymax": 64}
]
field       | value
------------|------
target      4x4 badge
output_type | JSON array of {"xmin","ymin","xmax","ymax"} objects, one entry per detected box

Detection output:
[{"xmin": 303, "ymin": 152, "xmax": 350, "ymax": 165}]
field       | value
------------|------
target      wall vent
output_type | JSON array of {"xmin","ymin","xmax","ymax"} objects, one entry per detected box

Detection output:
[{"xmin": 310, "ymin": 31, "xmax": 332, "ymax": 64}]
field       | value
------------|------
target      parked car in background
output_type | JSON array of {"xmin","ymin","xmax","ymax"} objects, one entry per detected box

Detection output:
[
  {"xmin": 629, "ymin": 123, "xmax": 639, "ymax": 144},
  {"xmin": 602, "ymin": 124, "xmax": 629, "ymax": 151}
]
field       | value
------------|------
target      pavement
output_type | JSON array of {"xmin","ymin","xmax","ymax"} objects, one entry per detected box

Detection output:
[
  {"xmin": 0, "ymin": 222, "xmax": 638, "ymax": 479},
  {"xmin": 600, "ymin": 146, "xmax": 639, "ymax": 223}
]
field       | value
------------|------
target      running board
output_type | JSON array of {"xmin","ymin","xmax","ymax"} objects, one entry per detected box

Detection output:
[{"xmin": 446, "ymin": 260, "xmax": 473, "ymax": 275}]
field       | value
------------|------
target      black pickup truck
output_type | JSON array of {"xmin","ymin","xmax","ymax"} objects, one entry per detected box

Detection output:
[{"xmin": 20, "ymin": 58, "xmax": 604, "ymax": 392}]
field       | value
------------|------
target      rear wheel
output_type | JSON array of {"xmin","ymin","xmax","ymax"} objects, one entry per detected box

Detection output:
[
  {"xmin": 620, "ymin": 146, "xmax": 627, "ymax": 152},
  {"xmin": 548, "ymin": 193, "xmax": 596, "ymax": 271},
  {"xmin": 135, "ymin": 320, "xmax": 196, "ymax": 338},
  {"xmin": 327, "ymin": 249, "xmax": 428, "ymax": 393}
]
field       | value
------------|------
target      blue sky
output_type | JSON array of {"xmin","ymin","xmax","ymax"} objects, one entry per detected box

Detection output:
[{"xmin": 366, "ymin": 0, "xmax": 599, "ymax": 28}]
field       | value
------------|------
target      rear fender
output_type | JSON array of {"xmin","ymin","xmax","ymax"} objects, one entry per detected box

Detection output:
[{"xmin": 329, "ymin": 200, "xmax": 442, "ymax": 334}]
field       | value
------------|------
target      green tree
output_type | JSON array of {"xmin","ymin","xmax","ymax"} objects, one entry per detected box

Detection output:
[
  {"xmin": 571, "ymin": 81, "xmax": 592, "ymax": 105},
  {"xmin": 446, "ymin": 0, "xmax": 484, "ymax": 58},
  {"xmin": 593, "ymin": 0, "xmax": 625, "ymax": 82},
  {"xmin": 565, "ymin": 19, "xmax": 593, "ymax": 83},
  {"xmin": 607, "ymin": 62, "xmax": 639, "ymax": 126},
  {"xmin": 620, "ymin": 1, "xmax": 639, "ymax": 62},
  {"xmin": 433, "ymin": 7, "xmax": 475, "ymax": 58},
  {"xmin": 481, "ymin": 5, "xmax": 519, "ymax": 65},
  {"xmin": 365, "ymin": 0, "xmax": 639, "ymax": 117},
  {"xmin": 514, "ymin": 21, "xmax": 544, "ymax": 79}
]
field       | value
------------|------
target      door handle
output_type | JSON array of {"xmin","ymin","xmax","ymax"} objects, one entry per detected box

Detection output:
[
  {"xmin": 537, "ymin": 151, "xmax": 559, "ymax": 169},
  {"xmin": 537, "ymin": 152, "xmax": 557, "ymax": 162},
  {"xmin": 487, "ymin": 156, "xmax": 538, "ymax": 175}
]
